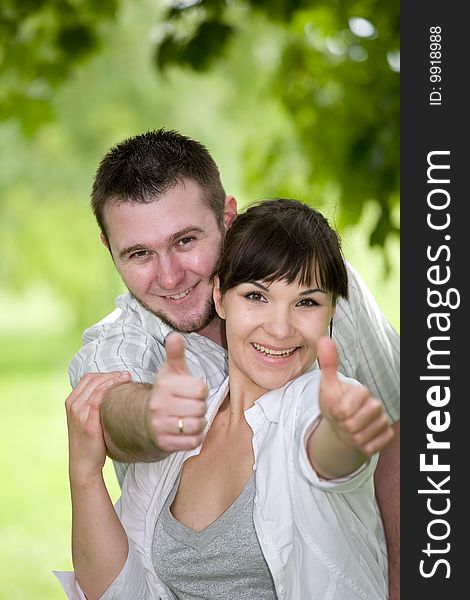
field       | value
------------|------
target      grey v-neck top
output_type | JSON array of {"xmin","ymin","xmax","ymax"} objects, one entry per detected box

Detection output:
[{"xmin": 152, "ymin": 473, "xmax": 278, "ymax": 599}]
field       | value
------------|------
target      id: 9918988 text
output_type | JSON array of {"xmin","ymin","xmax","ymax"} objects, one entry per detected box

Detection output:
[{"xmin": 429, "ymin": 26, "xmax": 442, "ymax": 106}]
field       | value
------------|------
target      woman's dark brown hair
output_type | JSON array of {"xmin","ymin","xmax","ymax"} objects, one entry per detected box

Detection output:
[{"xmin": 215, "ymin": 198, "xmax": 348, "ymax": 304}]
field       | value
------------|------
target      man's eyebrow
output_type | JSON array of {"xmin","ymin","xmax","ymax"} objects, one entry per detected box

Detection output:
[
  {"xmin": 119, "ymin": 227, "xmax": 205, "ymax": 259},
  {"xmin": 248, "ymin": 281, "xmax": 327, "ymax": 294}
]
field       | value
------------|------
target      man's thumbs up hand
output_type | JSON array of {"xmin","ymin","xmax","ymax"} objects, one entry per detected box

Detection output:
[
  {"xmin": 165, "ymin": 331, "xmax": 190, "ymax": 374},
  {"xmin": 146, "ymin": 333, "xmax": 209, "ymax": 452}
]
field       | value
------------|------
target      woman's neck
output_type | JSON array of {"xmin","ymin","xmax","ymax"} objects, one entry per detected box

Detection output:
[{"xmin": 225, "ymin": 361, "xmax": 268, "ymax": 421}]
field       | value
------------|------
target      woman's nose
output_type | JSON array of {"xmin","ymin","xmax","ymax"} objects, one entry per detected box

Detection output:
[{"xmin": 262, "ymin": 308, "xmax": 294, "ymax": 340}]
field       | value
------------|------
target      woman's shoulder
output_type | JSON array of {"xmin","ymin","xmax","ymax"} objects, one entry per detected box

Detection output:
[
  {"xmin": 284, "ymin": 368, "xmax": 360, "ymax": 395},
  {"xmin": 277, "ymin": 369, "xmax": 362, "ymax": 421}
]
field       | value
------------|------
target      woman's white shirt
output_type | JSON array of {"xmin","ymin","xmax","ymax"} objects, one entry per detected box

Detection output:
[{"xmin": 55, "ymin": 369, "xmax": 387, "ymax": 600}]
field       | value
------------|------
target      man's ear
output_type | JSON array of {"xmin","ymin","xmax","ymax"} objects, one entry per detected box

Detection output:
[
  {"xmin": 100, "ymin": 232, "xmax": 115, "ymax": 261},
  {"xmin": 100, "ymin": 232, "xmax": 110, "ymax": 250},
  {"xmin": 213, "ymin": 276, "xmax": 226, "ymax": 320},
  {"xmin": 223, "ymin": 195, "xmax": 238, "ymax": 228}
]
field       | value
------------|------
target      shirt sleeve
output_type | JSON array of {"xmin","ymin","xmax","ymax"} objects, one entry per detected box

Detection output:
[
  {"xmin": 68, "ymin": 321, "xmax": 166, "ymax": 389},
  {"xmin": 292, "ymin": 371, "xmax": 378, "ymax": 493},
  {"xmin": 334, "ymin": 262, "xmax": 400, "ymax": 423},
  {"xmin": 54, "ymin": 463, "xmax": 168, "ymax": 600},
  {"xmin": 53, "ymin": 546, "xmax": 158, "ymax": 600},
  {"xmin": 108, "ymin": 462, "xmax": 169, "ymax": 599},
  {"xmin": 297, "ymin": 413, "xmax": 379, "ymax": 493}
]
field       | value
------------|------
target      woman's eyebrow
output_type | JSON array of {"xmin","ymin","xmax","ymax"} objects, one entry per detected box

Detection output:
[
  {"xmin": 248, "ymin": 281, "xmax": 327, "ymax": 295},
  {"xmin": 299, "ymin": 288, "xmax": 327, "ymax": 295},
  {"xmin": 248, "ymin": 281, "xmax": 269, "ymax": 291}
]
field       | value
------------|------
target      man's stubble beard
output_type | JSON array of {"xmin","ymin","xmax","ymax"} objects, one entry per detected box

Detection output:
[{"xmin": 129, "ymin": 291, "xmax": 217, "ymax": 334}]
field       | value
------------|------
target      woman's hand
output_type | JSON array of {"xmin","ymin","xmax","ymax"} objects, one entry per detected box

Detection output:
[
  {"xmin": 318, "ymin": 337, "xmax": 394, "ymax": 457},
  {"xmin": 308, "ymin": 337, "xmax": 394, "ymax": 479},
  {"xmin": 65, "ymin": 371, "xmax": 130, "ymax": 484}
]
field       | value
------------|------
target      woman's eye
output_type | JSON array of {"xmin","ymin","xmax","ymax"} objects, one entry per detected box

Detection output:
[
  {"xmin": 245, "ymin": 292, "xmax": 267, "ymax": 303},
  {"xmin": 297, "ymin": 298, "xmax": 319, "ymax": 307}
]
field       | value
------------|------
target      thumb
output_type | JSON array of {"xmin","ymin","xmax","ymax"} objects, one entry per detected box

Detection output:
[
  {"xmin": 165, "ymin": 332, "xmax": 188, "ymax": 374},
  {"xmin": 318, "ymin": 336, "xmax": 341, "ymax": 390}
]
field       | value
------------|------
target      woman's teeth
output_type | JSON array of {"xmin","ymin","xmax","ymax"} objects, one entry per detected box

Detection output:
[{"xmin": 252, "ymin": 342, "xmax": 297, "ymax": 357}]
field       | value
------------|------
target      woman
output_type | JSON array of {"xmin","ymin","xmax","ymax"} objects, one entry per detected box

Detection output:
[{"xmin": 57, "ymin": 199, "xmax": 393, "ymax": 599}]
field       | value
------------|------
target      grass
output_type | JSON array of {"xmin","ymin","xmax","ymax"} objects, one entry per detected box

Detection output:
[{"xmin": 0, "ymin": 334, "xmax": 120, "ymax": 599}]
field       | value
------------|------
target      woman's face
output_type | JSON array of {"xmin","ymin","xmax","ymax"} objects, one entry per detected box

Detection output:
[{"xmin": 214, "ymin": 275, "xmax": 335, "ymax": 401}]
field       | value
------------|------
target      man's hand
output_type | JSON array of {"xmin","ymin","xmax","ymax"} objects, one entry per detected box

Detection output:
[
  {"xmin": 145, "ymin": 332, "xmax": 209, "ymax": 452},
  {"xmin": 318, "ymin": 336, "xmax": 394, "ymax": 457}
]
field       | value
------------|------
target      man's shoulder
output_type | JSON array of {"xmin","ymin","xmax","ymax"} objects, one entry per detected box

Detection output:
[
  {"xmin": 335, "ymin": 262, "xmax": 367, "ymax": 316},
  {"xmin": 68, "ymin": 293, "xmax": 168, "ymax": 387},
  {"xmin": 81, "ymin": 293, "xmax": 165, "ymax": 344}
]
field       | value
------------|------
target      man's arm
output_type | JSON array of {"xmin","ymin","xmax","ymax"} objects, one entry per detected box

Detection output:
[
  {"xmin": 101, "ymin": 333, "xmax": 208, "ymax": 462},
  {"xmin": 336, "ymin": 264, "xmax": 400, "ymax": 599},
  {"xmin": 69, "ymin": 301, "xmax": 205, "ymax": 466},
  {"xmin": 375, "ymin": 420, "xmax": 400, "ymax": 600},
  {"xmin": 100, "ymin": 382, "xmax": 161, "ymax": 463}
]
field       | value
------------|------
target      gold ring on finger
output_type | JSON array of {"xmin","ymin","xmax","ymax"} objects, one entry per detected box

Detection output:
[{"xmin": 177, "ymin": 417, "xmax": 184, "ymax": 434}]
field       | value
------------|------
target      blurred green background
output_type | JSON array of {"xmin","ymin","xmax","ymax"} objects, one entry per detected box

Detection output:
[{"xmin": 0, "ymin": 1, "xmax": 399, "ymax": 597}]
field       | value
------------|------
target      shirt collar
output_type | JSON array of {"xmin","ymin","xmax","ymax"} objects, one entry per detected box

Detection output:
[
  {"xmin": 249, "ymin": 365, "xmax": 318, "ymax": 424},
  {"xmin": 253, "ymin": 386, "xmax": 287, "ymax": 424}
]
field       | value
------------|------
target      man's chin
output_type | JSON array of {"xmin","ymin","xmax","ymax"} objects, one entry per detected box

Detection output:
[{"xmin": 130, "ymin": 292, "xmax": 216, "ymax": 334}]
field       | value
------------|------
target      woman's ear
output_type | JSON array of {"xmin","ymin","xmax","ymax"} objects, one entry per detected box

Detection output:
[{"xmin": 213, "ymin": 276, "xmax": 226, "ymax": 320}]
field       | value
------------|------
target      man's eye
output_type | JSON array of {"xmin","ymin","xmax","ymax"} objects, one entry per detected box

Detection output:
[
  {"xmin": 177, "ymin": 237, "xmax": 196, "ymax": 247},
  {"xmin": 130, "ymin": 250, "xmax": 150, "ymax": 259},
  {"xmin": 245, "ymin": 292, "xmax": 267, "ymax": 303}
]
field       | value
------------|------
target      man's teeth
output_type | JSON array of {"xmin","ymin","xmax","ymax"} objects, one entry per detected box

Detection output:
[
  {"xmin": 252, "ymin": 342, "xmax": 297, "ymax": 357},
  {"xmin": 169, "ymin": 287, "xmax": 193, "ymax": 300}
]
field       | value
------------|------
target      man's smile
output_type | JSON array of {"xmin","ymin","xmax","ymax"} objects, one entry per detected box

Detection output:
[{"xmin": 165, "ymin": 285, "xmax": 195, "ymax": 301}]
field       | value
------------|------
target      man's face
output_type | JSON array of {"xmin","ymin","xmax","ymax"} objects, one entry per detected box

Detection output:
[{"xmin": 103, "ymin": 179, "xmax": 236, "ymax": 333}]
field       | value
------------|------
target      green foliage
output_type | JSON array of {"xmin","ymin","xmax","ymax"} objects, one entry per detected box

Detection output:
[
  {"xmin": 153, "ymin": 0, "xmax": 400, "ymax": 252},
  {"xmin": 0, "ymin": 0, "xmax": 399, "ymax": 330},
  {"xmin": 156, "ymin": 18, "xmax": 233, "ymax": 71},
  {"xmin": 0, "ymin": 0, "xmax": 118, "ymax": 134}
]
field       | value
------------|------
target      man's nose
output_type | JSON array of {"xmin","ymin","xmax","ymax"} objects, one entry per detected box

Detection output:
[{"xmin": 155, "ymin": 255, "xmax": 185, "ymax": 290}]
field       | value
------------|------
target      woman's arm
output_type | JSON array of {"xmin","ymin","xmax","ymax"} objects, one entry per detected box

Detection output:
[
  {"xmin": 307, "ymin": 337, "xmax": 394, "ymax": 479},
  {"xmin": 66, "ymin": 372, "xmax": 130, "ymax": 600}
]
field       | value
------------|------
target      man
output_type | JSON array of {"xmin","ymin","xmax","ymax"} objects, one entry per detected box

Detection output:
[{"xmin": 69, "ymin": 129, "xmax": 400, "ymax": 598}]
